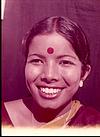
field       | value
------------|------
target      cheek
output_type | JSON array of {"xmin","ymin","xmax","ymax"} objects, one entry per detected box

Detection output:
[
  {"xmin": 25, "ymin": 64, "xmax": 42, "ymax": 82},
  {"xmin": 61, "ymin": 67, "xmax": 82, "ymax": 84}
]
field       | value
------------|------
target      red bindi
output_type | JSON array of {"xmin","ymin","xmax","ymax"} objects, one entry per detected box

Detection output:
[{"xmin": 47, "ymin": 47, "xmax": 54, "ymax": 54}]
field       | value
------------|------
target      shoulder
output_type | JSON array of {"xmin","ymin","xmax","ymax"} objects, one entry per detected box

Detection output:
[
  {"xmin": 69, "ymin": 105, "xmax": 100, "ymax": 127},
  {"xmin": 2, "ymin": 99, "xmax": 23, "ymax": 127},
  {"xmin": 2, "ymin": 101, "xmax": 14, "ymax": 127},
  {"xmin": 4, "ymin": 99, "xmax": 23, "ymax": 113},
  {"xmin": 2, "ymin": 97, "xmax": 33, "ymax": 127}
]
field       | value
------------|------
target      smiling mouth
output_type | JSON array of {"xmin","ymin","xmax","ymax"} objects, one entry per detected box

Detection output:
[{"xmin": 38, "ymin": 87, "xmax": 64, "ymax": 99}]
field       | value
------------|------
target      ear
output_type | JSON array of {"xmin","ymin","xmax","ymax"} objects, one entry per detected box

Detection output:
[{"xmin": 81, "ymin": 65, "xmax": 91, "ymax": 81}]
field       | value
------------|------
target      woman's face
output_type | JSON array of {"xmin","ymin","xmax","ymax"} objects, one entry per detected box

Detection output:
[{"xmin": 25, "ymin": 33, "xmax": 82, "ymax": 109}]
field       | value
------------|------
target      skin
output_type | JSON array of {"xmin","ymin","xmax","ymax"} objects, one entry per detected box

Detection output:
[{"xmin": 25, "ymin": 32, "xmax": 89, "ymax": 118}]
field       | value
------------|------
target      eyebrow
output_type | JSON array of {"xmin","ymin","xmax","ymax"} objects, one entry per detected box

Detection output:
[
  {"xmin": 28, "ymin": 54, "xmax": 77, "ymax": 60},
  {"xmin": 56, "ymin": 55, "xmax": 77, "ymax": 60},
  {"xmin": 28, "ymin": 54, "xmax": 45, "ymax": 59}
]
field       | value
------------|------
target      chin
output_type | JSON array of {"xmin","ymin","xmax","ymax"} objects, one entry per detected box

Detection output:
[
  {"xmin": 34, "ymin": 98, "xmax": 59, "ymax": 110},
  {"xmin": 37, "ymin": 98, "xmax": 68, "ymax": 111}
]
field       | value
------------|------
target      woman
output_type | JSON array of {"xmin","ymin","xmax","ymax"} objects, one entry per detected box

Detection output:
[{"xmin": 2, "ymin": 16, "xmax": 100, "ymax": 128}]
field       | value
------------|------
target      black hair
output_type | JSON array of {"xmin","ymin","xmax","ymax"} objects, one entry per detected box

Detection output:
[{"xmin": 22, "ymin": 16, "xmax": 90, "ymax": 72}]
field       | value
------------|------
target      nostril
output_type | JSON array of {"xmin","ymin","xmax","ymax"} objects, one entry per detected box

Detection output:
[
  {"xmin": 41, "ymin": 78, "xmax": 51, "ymax": 83},
  {"xmin": 41, "ymin": 77, "xmax": 58, "ymax": 83}
]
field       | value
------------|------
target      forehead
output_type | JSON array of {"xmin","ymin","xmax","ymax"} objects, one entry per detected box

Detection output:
[
  {"xmin": 31, "ymin": 33, "xmax": 71, "ymax": 46},
  {"xmin": 28, "ymin": 33, "xmax": 77, "ymax": 57}
]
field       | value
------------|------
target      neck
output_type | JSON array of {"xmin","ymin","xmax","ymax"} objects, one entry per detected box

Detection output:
[{"xmin": 23, "ymin": 97, "xmax": 72, "ymax": 123}]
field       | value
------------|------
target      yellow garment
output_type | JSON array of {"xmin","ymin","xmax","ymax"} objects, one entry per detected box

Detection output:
[{"xmin": 41, "ymin": 100, "xmax": 82, "ymax": 128}]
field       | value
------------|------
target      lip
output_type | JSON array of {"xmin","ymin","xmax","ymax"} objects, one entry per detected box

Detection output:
[
  {"xmin": 37, "ymin": 85, "xmax": 65, "ymax": 89},
  {"xmin": 37, "ymin": 86, "xmax": 65, "ymax": 99}
]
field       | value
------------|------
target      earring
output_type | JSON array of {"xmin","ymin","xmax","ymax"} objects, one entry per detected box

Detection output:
[{"xmin": 79, "ymin": 80, "xmax": 83, "ymax": 87}]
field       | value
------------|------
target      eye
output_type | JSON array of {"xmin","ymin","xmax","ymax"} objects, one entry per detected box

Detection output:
[
  {"xmin": 29, "ymin": 59, "xmax": 44, "ymax": 65},
  {"xmin": 59, "ymin": 60, "xmax": 75, "ymax": 66}
]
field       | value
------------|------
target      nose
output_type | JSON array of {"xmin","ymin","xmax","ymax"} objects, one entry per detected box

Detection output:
[{"xmin": 41, "ymin": 62, "xmax": 59, "ymax": 83}]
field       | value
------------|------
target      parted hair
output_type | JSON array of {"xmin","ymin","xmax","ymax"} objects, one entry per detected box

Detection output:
[{"xmin": 22, "ymin": 16, "xmax": 91, "ymax": 71}]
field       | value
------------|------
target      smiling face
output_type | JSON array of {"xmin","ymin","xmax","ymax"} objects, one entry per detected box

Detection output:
[{"xmin": 25, "ymin": 33, "xmax": 82, "ymax": 110}]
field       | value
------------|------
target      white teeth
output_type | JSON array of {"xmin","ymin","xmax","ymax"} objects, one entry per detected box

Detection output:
[{"xmin": 40, "ymin": 87, "xmax": 61, "ymax": 94}]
